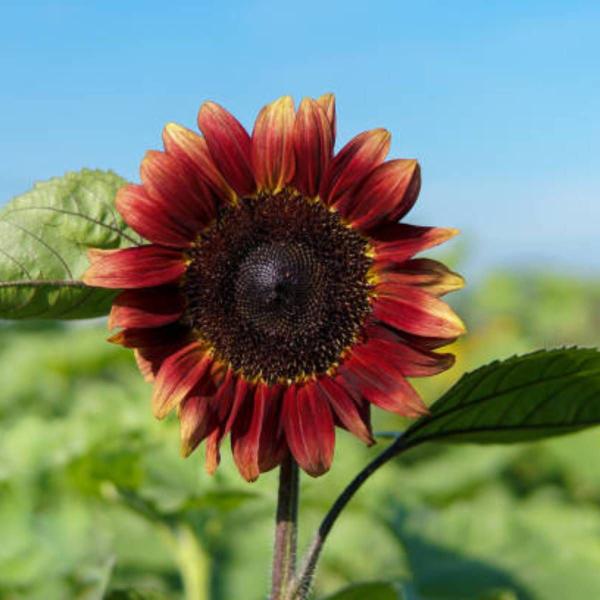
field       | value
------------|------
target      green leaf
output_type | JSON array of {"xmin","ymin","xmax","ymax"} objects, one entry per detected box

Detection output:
[
  {"xmin": 403, "ymin": 348, "xmax": 600, "ymax": 446},
  {"xmin": 323, "ymin": 581, "xmax": 405, "ymax": 600},
  {"xmin": 0, "ymin": 169, "xmax": 139, "ymax": 319}
]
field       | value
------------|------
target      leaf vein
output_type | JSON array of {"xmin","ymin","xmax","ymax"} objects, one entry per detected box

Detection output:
[
  {"xmin": 1, "ymin": 205, "xmax": 140, "ymax": 246},
  {"xmin": 0, "ymin": 219, "xmax": 74, "ymax": 278},
  {"xmin": 406, "ymin": 361, "xmax": 600, "ymax": 441}
]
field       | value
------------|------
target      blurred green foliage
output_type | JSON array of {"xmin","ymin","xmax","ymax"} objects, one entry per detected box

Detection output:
[{"xmin": 1, "ymin": 268, "xmax": 600, "ymax": 600}]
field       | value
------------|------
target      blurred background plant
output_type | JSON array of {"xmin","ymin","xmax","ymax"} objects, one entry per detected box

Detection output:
[{"xmin": 1, "ymin": 263, "xmax": 599, "ymax": 600}]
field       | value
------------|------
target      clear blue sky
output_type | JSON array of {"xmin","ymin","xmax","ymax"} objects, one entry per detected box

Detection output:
[{"xmin": 1, "ymin": 1, "xmax": 599, "ymax": 278}]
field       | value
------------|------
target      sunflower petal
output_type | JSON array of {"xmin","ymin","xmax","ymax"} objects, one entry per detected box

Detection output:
[
  {"xmin": 293, "ymin": 98, "xmax": 334, "ymax": 197},
  {"xmin": 257, "ymin": 384, "xmax": 287, "ymax": 473},
  {"xmin": 371, "ymin": 224, "xmax": 459, "ymax": 265},
  {"xmin": 163, "ymin": 122, "xmax": 235, "ymax": 202},
  {"xmin": 252, "ymin": 96, "xmax": 296, "ymax": 193},
  {"xmin": 108, "ymin": 286, "xmax": 184, "ymax": 330},
  {"xmin": 108, "ymin": 323, "xmax": 188, "ymax": 348},
  {"xmin": 179, "ymin": 394, "xmax": 217, "ymax": 458},
  {"xmin": 152, "ymin": 342, "xmax": 212, "ymax": 419},
  {"xmin": 178, "ymin": 362, "xmax": 230, "ymax": 459},
  {"xmin": 341, "ymin": 352, "xmax": 428, "ymax": 417},
  {"xmin": 320, "ymin": 128, "xmax": 391, "ymax": 208},
  {"xmin": 83, "ymin": 246, "xmax": 186, "ymax": 289},
  {"xmin": 197, "ymin": 101, "xmax": 255, "ymax": 197},
  {"xmin": 116, "ymin": 184, "xmax": 197, "ymax": 248},
  {"xmin": 225, "ymin": 377, "xmax": 251, "ymax": 433},
  {"xmin": 373, "ymin": 286, "xmax": 466, "ymax": 339},
  {"xmin": 317, "ymin": 376, "xmax": 374, "ymax": 445},
  {"xmin": 283, "ymin": 383, "xmax": 335, "ymax": 477},
  {"xmin": 361, "ymin": 328, "xmax": 455, "ymax": 377},
  {"xmin": 231, "ymin": 383, "xmax": 265, "ymax": 482},
  {"xmin": 204, "ymin": 429, "xmax": 223, "ymax": 475},
  {"xmin": 140, "ymin": 150, "xmax": 216, "ymax": 231},
  {"xmin": 346, "ymin": 159, "xmax": 421, "ymax": 230},
  {"xmin": 204, "ymin": 369, "xmax": 238, "ymax": 474},
  {"xmin": 134, "ymin": 338, "xmax": 188, "ymax": 382},
  {"xmin": 316, "ymin": 93, "xmax": 336, "ymax": 141},
  {"xmin": 375, "ymin": 258, "xmax": 465, "ymax": 296}
]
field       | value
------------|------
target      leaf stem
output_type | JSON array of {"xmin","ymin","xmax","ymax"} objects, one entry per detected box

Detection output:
[
  {"xmin": 289, "ymin": 436, "xmax": 410, "ymax": 599},
  {"xmin": 270, "ymin": 454, "xmax": 300, "ymax": 600}
]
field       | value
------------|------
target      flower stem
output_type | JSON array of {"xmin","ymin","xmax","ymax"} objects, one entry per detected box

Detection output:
[
  {"xmin": 289, "ymin": 435, "xmax": 410, "ymax": 599},
  {"xmin": 270, "ymin": 454, "xmax": 300, "ymax": 600}
]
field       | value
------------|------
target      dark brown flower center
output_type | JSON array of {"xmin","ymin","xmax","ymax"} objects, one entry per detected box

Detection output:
[
  {"xmin": 183, "ymin": 190, "xmax": 372, "ymax": 383},
  {"xmin": 235, "ymin": 241, "xmax": 327, "ymax": 338}
]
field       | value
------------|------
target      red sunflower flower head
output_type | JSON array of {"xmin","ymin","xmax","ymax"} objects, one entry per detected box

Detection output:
[{"xmin": 84, "ymin": 94, "xmax": 466, "ymax": 481}]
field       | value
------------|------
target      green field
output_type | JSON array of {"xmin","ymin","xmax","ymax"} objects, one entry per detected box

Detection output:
[{"xmin": 2, "ymin": 268, "xmax": 600, "ymax": 600}]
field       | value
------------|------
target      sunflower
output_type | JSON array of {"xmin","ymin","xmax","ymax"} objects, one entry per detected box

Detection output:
[{"xmin": 83, "ymin": 94, "xmax": 465, "ymax": 481}]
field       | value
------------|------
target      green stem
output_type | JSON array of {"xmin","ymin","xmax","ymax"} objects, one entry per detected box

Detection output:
[
  {"xmin": 290, "ymin": 436, "xmax": 411, "ymax": 599},
  {"xmin": 270, "ymin": 454, "xmax": 300, "ymax": 600}
]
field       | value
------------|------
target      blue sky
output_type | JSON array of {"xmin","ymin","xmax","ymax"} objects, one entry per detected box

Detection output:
[{"xmin": 1, "ymin": 1, "xmax": 599, "ymax": 278}]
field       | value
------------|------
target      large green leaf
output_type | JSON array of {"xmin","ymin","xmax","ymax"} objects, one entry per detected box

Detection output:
[
  {"xmin": 0, "ymin": 170, "xmax": 139, "ymax": 319},
  {"xmin": 403, "ymin": 348, "xmax": 600, "ymax": 446}
]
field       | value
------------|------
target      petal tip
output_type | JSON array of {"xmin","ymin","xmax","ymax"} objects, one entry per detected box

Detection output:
[
  {"xmin": 180, "ymin": 442, "xmax": 194, "ymax": 458},
  {"xmin": 107, "ymin": 331, "xmax": 125, "ymax": 345},
  {"xmin": 152, "ymin": 400, "xmax": 171, "ymax": 421},
  {"xmin": 374, "ymin": 128, "xmax": 391, "ymax": 142}
]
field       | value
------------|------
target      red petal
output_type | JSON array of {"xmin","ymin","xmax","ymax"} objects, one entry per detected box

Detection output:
[
  {"xmin": 231, "ymin": 383, "xmax": 287, "ymax": 479},
  {"xmin": 152, "ymin": 342, "xmax": 212, "ymax": 419},
  {"xmin": 134, "ymin": 349, "xmax": 158, "ymax": 382},
  {"xmin": 373, "ymin": 286, "xmax": 466, "ymax": 339},
  {"xmin": 204, "ymin": 369, "xmax": 238, "ymax": 474},
  {"xmin": 345, "ymin": 159, "xmax": 421, "ymax": 230},
  {"xmin": 197, "ymin": 101, "xmax": 255, "ymax": 197},
  {"xmin": 179, "ymin": 393, "xmax": 218, "ymax": 458},
  {"xmin": 283, "ymin": 383, "xmax": 335, "ymax": 477},
  {"xmin": 358, "ymin": 328, "xmax": 454, "ymax": 377},
  {"xmin": 320, "ymin": 128, "xmax": 390, "ymax": 208},
  {"xmin": 134, "ymin": 345, "xmax": 181, "ymax": 381},
  {"xmin": 83, "ymin": 246, "xmax": 186, "ymax": 289},
  {"xmin": 210, "ymin": 369, "xmax": 236, "ymax": 423},
  {"xmin": 317, "ymin": 376, "xmax": 374, "ymax": 445},
  {"xmin": 252, "ymin": 96, "xmax": 296, "ymax": 193},
  {"xmin": 293, "ymin": 98, "xmax": 334, "ymax": 197},
  {"xmin": 125, "ymin": 325, "xmax": 190, "ymax": 381},
  {"xmin": 374, "ymin": 258, "xmax": 465, "ymax": 297},
  {"xmin": 257, "ymin": 384, "xmax": 287, "ymax": 474},
  {"xmin": 371, "ymin": 224, "xmax": 459, "ymax": 265},
  {"xmin": 373, "ymin": 326, "xmax": 457, "ymax": 352},
  {"xmin": 340, "ymin": 352, "xmax": 428, "ymax": 417},
  {"xmin": 204, "ymin": 429, "xmax": 222, "ymax": 475},
  {"xmin": 316, "ymin": 93, "xmax": 336, "ymax": 142},
  {"xmin": 108, "ymin": 323, "xmax": 188, "ymax": 348},
  {"xmin": 231, "ymin": 383, "xmax": 265, "ymax": 482},
  {"xmin": 178, "ymin": 362, "xmax": 231, "ymax": 458},
  {"xmin": 162, "ymin": 122, "xmax": 235, "ymax": 202},
  {"xmin": 116, "ymin": 184, "xmax": 192, "ymax": 247},
  {"xmin": 225, "ymin": 377, "xmax": 251, "ymax": 434},
  {"xmin": 140, "ymin": 150, "xmax": 216, "ymax": 233},
  {"xmin": 108, "ymin": 286, "xmax": 184, "ymax": 330}
]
